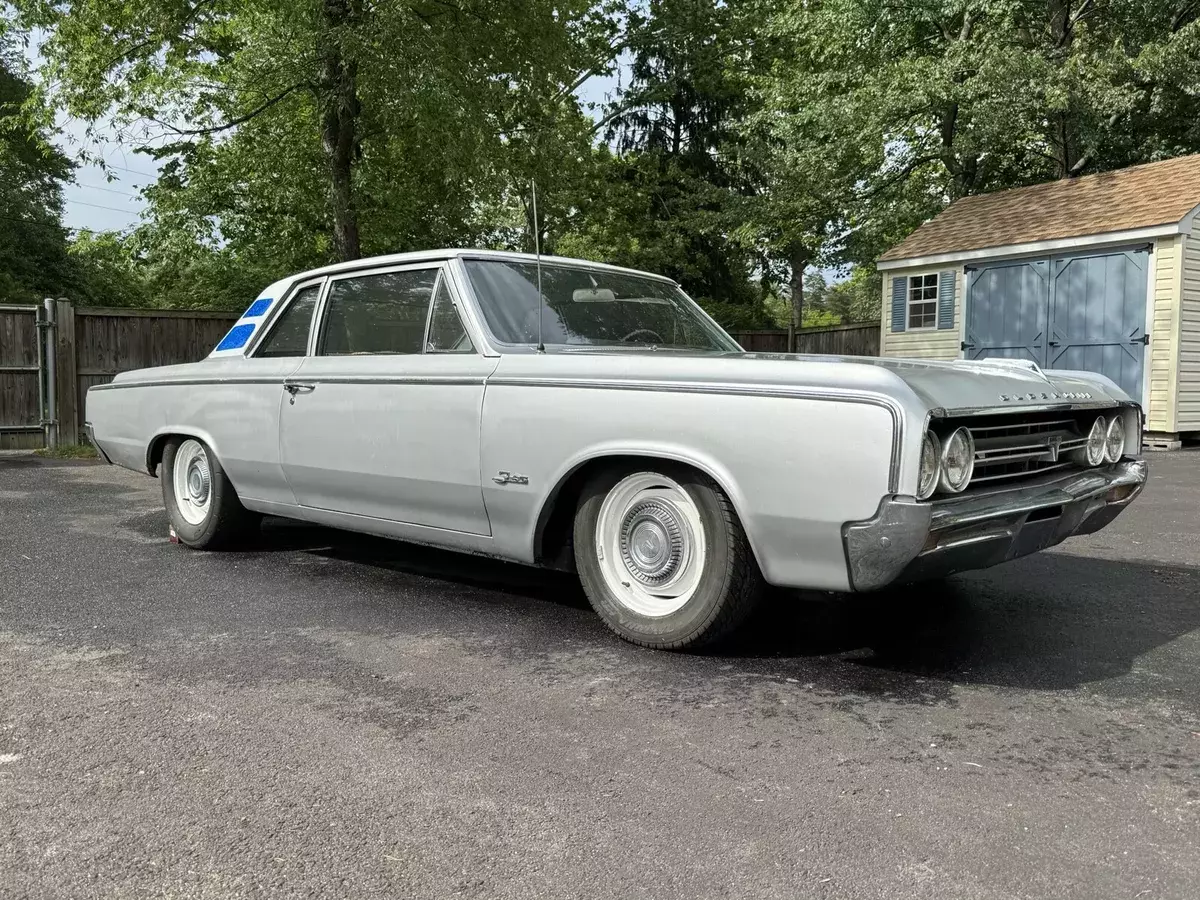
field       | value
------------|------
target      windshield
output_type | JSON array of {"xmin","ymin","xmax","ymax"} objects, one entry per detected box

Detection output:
[{"xmin": 463, "ymin": 259, "xmax": 740, "ymax": 352}]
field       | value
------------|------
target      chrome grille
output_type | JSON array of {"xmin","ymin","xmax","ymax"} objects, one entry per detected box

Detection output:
[{"xmin": 936, "ymin": 409, "xmax": 1113, "ymax": 490}]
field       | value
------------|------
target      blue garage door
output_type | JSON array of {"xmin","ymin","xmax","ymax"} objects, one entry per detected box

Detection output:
[{"xmin": 965, "ymin": 247, "xmax": 1148, "ymax": 401}]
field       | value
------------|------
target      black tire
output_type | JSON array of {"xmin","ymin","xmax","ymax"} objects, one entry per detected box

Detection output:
[
  {"xmin": 573, "ymin": 464, "xmax": 765, "ymax": 650},
  {"xmin": 160, "ymin": 436, "xmax": 260, "ymax": 550}
]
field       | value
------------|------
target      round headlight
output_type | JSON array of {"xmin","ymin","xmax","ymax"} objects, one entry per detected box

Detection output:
[
  {"xmin": 918, "ymin": 431, "xmax": 941, "ymax": 500},
  {"xmin": 939, "ymin": 427, "xmax": 975, "ymax": 493},
  {"xmin": 1083, "ymin": 416, "xmax": 1107, "ymax": 466},
  {"xmin": 1103, "ymin": 416, "xmax": 1125, "ymax": 463}
]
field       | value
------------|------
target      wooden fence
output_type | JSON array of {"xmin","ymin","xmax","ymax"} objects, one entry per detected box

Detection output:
[
  {"xmin": 729, "ymin": 322, "xmax": 881, "ymax": 356},
  {"xmin": 0, "ymin": 305, "xmax": 43, "ymax": 449},
  {"xmin": 0, "ymin": 302, "xmax": 237, "ymax": 449}
]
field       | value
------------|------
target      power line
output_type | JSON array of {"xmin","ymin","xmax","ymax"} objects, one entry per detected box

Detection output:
[
  {"xmin": 91, "ymin": 160, "xmax": 159, "ymax": 179},
  {"xmin": 64, "ymin": 198, "xmax": 140, "ymax": 214},
  {"xmin": 73, "ymin": 182, "xmax": 144, "ymax": 199},
  {"xmin": 0, "ymin": 211, "xmax": 136, "ymax": 235}
]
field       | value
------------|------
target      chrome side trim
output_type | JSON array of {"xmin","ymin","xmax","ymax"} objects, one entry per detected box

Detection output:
[
  {"xmin": 283, "ymin": 375, "xmax": 487, "ymax": 386},
  {"xmin": 89, "ymin": 377, "xmax": 287, "ymax": 391},
  {"xmin": 488, "ymin": 376, "xmax": 906, "ymax": 492},
  {"xmin": 90, "ymin": 374, "xmax": 488, "ymax": 391}
]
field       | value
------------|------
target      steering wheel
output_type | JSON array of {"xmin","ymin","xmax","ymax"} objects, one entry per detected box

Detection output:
[{"xmin": 621, "ymin": 328, "xmax": 665, "ymax": 344}]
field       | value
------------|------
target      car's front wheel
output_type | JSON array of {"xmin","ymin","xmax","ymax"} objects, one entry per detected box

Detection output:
[
  {"xmin": 161, "ymin": 436, "xmax": 259, "ymax": 549},
  {"xmin": 573, "ymin": 466, "xmax": 764, "ymax": 649}
]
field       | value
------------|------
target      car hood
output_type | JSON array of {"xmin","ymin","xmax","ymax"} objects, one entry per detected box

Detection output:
[{"xmin": 775, "ymin": 353, "xmax": 1131, "ymax": 412}]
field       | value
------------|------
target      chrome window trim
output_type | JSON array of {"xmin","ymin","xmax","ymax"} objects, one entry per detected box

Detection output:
[
  {"xmin": 246, "ymin": 276, "xmax": 327, "ymax": 359},
  {"xmin": 313, "ymin": 261, "xmax": 444, "ymax": 358},
  {"xmin": 421, "ymin": 272, "xmax": 442, "ymax": 351},
  {"xmin": 445, "ymin": 258, "xmax": 501, "ymax": 358}
]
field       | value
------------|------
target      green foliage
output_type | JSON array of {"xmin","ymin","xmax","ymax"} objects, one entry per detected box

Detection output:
[
  {"xmin": 35, "ymin": 441, "xmax": 98, "ymax": 459},
  {"xmin": 5, "ymin": 0, "xmax": 1200, "ymax": 331},
  {"xmin": 0, "ymin": 45, "xmax": 77, "ymax": 304},
  {"xmin": 751, "ymin": 0, "xmax": 1200, "ymax": 266}
]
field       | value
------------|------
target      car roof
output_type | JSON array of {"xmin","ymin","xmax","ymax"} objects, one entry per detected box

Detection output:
[{"xmin": 288, "ymin": 249, "xmax": 680, "ymax": 286}]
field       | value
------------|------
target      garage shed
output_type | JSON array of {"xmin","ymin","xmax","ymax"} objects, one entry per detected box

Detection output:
[{"xmin": 877, "ymin": 154, "xmax": 1200, "ymax": 448}]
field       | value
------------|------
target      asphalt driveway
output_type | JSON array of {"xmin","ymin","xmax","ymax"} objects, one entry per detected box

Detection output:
[{"xmin": 1, "ymin": 452, "xmax": 1198, "ymax": 899}]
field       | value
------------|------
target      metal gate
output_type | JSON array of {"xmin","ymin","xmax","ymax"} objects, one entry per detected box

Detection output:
[
  {"xmin": 964, "ymin": 247, "xmax": 1149, "ymax": 402},
  {"xmin": 0, "ymin": 300, "xmax": 60, "ymax": 450}
]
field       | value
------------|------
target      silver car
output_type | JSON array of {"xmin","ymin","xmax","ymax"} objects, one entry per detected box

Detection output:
[{"xmin": 86, "ymin": 250, "xmax": 1148, "ymax": 649}]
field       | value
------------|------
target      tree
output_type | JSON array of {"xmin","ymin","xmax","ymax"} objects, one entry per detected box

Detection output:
[
  {"xmin": 17, "ymin": 0, "xmax": 620, "ymax": 279},
  {"xmin": 563, "ymin": 0, "xmax": 764, "ymax": 317},
  {"xmin": 752, "ymin": 0, "xmax": 1200, "ymax": 269},
  {"xmin": 0, "ymin": 43, "xmax": 76, "ymax": 303}
]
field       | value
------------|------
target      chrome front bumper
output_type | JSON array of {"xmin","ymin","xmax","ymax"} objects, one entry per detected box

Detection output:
[{"xmin": 842, "ymin": 459, "xmax": 1148, "ymax": 591}]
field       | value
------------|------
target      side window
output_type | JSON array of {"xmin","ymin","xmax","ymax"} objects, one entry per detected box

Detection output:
[
  {"xmin": 426, "ymin": 278, "xmax": 475, "ymax": 353},
  {"xmin": 320, "ymin": 268, "xmax": 438, "ymax": 356},
  {"xmin": 256, "ymin": 285, "xmax": 320, "ymax": 358}
]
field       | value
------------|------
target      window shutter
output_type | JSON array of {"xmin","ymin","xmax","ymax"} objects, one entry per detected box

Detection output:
[
  {"xmin": 891, "ymin": 276, "xmax": 907, "ymax": 332},
  {"xmin": 937, "ymin": 270, "xmax": 956, "ymax": 330}
]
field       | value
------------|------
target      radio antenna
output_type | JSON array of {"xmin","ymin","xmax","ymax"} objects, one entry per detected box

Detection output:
[{"xmin": 532, "ymin": 179, "xmax": 545, "ymax": 353}]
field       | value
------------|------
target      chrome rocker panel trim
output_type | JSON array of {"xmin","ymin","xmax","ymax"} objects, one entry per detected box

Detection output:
[{"xmin": 842, "ymin": 458, "xmax": 1148, "ymax": 591}]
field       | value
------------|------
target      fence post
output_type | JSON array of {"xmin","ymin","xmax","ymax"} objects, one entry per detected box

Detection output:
[
  {"xmin": 41, "ymin": 298, "xmax": 58, "ymax": 448},
  {"xmin": 54, "ymin": 298, "xmax": 79, "ymax": 446}
]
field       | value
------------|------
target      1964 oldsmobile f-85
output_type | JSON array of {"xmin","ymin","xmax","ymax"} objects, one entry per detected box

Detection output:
[{"xmin": 85, "ymin": 250, "xmax": 1147, "ymax": 649}]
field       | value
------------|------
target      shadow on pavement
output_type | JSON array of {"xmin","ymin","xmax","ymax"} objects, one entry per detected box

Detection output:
[{"xmin": 252, "ymin": 516, "xmax": 1200, "ymax": 694}]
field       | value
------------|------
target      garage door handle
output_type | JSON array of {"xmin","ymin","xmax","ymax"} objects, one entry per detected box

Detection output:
[
  {"xmin": 1131, "ymin": 334, "xmax": 1150, "ymax": 345},
  {"xmin": 961, "ymin": 341, "xmax": 975, "ymax": 350},
  {"xmin": 1047, "ymin": 340, "xmax": 1060, "ymax": 347}
]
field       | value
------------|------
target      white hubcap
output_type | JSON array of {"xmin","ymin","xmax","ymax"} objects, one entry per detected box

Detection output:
[
  {"xmin": 173, "ymin": 439, "xmax": 212, "ymax": 526},
  {"xmin": 595, "ymin": 473, "xmax": 706, "ymax": 617}
]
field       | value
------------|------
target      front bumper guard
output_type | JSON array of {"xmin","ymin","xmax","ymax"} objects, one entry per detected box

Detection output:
[{"xmin": 842, "ymin": 459, "xmax": 1148, "ymax": 591}]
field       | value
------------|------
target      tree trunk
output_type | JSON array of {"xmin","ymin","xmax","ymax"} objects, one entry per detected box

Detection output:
[
  {"xmin": 319, "ymin": 0, "xmax": 361, "ymax": 261},
  {"xmin": 788, "ymin": 246, "xmax": 806, "ymax": 353}
]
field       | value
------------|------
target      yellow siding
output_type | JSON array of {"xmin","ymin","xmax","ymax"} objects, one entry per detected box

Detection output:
[
  {"xmin": 880, "ymin": 267, "xmax": 963, "ymax": 360},
  {"xmin": 1147, "ymin": 235, "xmax": 1183, "ymax": 432},
  {"xmin": 1177, "ymin": 234, "xmax": 1200, "ymax": 432}
]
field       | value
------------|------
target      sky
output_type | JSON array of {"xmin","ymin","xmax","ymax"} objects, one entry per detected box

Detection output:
[{"xmin": 57, "ymin": 116, "xmax": 162, "ymax": 233}]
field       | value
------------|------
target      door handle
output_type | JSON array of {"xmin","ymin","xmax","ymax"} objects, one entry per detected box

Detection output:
[
  {"xmin": 284, "ymin": 383, "xmax": 316, "ymax": 403},
  {"xmin": 1048, "ymin": 340, "xmax": 1061, "ymax": 347},
  {"xmin": 1131, "ymin": 334, "xmax": 1150, "ymax": 345}
]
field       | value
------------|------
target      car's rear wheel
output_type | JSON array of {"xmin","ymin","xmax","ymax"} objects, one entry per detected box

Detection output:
[
  {"xmin": 161, "ymin": 437, "xmax": 259, "ymax": 549},
  {"xmin": 573, "ymin": 465, "xmax": 764, "ymax": 649}
]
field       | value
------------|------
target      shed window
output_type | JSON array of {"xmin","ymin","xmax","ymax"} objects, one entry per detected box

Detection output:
[{"xmin": 907, "ymin": 274, "xmax": 939, "ymax": 330}]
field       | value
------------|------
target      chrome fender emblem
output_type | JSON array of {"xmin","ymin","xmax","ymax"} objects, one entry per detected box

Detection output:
[{"xmin": 492, "ymin": 471, "xmax": 529, "ymax": 486}]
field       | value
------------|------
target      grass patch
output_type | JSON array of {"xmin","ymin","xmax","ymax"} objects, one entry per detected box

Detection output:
[{"xmin": 35, "ymin": 442, "xmax": 99, "ymax": 459}]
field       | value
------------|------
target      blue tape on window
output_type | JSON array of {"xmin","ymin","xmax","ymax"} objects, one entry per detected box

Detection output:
[
  {"xmin": 244, "ymin": 298, "xmax": 272, "ymax": 318},
  {"xmin": 215, "ymin": 323, "xmax": 256, "ymax": 352}
]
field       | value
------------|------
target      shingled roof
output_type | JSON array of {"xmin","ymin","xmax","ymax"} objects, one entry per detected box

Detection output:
[{"xmin": 879, "ymin": 154, "xmax": 1200, "ymax": 263}]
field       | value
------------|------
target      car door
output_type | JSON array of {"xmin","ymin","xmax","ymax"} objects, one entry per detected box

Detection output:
[
  {"xmin": 278, "ymin": 263, "xmax": 495, "ymax": 535},
  {"xmin": 201, "ymin": 278, "xmax": 324, "ymax": 507}
]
